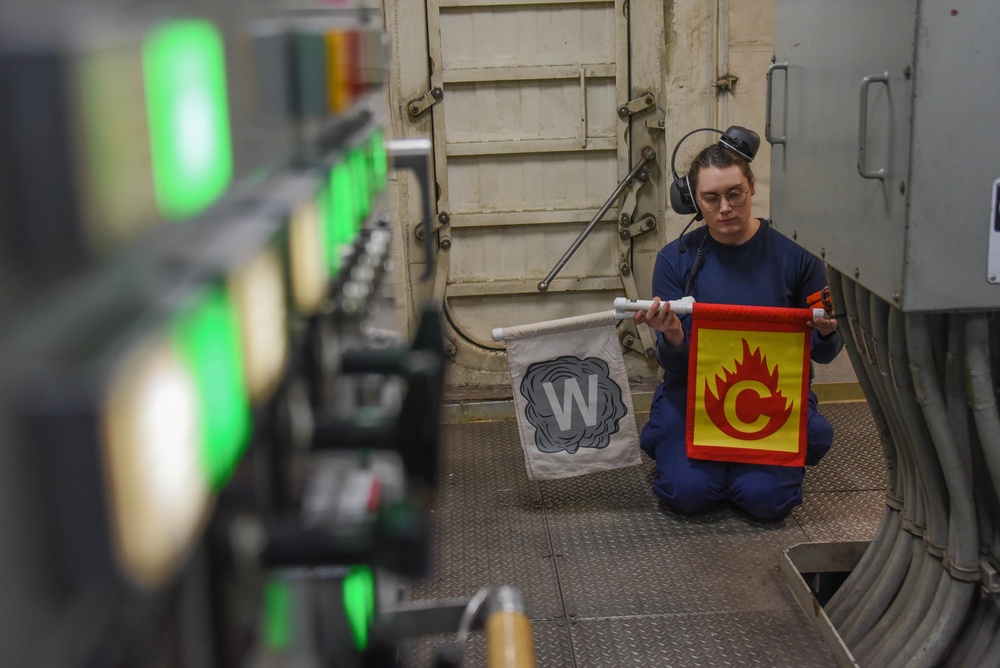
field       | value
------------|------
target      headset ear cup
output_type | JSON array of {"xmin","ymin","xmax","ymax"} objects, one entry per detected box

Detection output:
[
  {"xmin": 719, "ymin": 126, "xmax": 761, "ymax": 162},
  {"xmin": 669, "ymin": 176, "xmax": 699, "ymax": 216}
]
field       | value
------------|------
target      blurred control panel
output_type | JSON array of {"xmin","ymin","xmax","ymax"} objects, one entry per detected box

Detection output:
[{"xmin": 0, "ymin": 1, "xmax": 449, "ymax": 666}]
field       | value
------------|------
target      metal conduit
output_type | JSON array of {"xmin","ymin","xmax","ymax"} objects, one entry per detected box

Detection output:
[
  {"xmin": 883, "ymin": 303, "xmax": 930, "ymax": 537},
  {"xmin": 952, "ymin": 465, "xmax": 999, "ymax": 665},
  {"xmin": 863, "ymin": 309, "xmax": 954, "ymax": 667},
  {"xmin": 838, "ymin": 525, "xmax": 913, "ymax": 647},
  {"xmin": 822, "ymin": 282, "xmax": 895, "ymax": 605},
  {"xmin": 853, "ymin": 306, "xmax": 943, "ymax": 662},
  {"xmin": 888, "ymin": 313, "xmax": 978, "ymax": 668},
  {"xmin": 824, "ymin": 276, "xmax": 1000, "ymax": 667},
  {"xmin": 951, "ymin": 600, "xmax": 999, "ymax": 666},
  {"xmin": 828, "ymin": 269, "xmax": 900, "ymax": 494},
  {"xmin": 836, "ymin": 295, "xmax": 918, "ymax": 647},
  {"xmin": 970, "ymin": 414, "xmax": 996, "ymax": 574},
  {"xmin": 887, "ymin": 309, "xmax": 948, "ymax": 547},
  {"xmin": 853, "ymin": 540, "xmax": 928, "ymax": 661},
  {"xmin": 962, "ymin": 317, "xmax": 1000, "ymax": 667},
  {"xmin": 979, "ymin": 615, "xmax": 1000, "ymax": 667},
  {"xmin": 945, "ymin": 318, "xmax": 971, "ymax": 479},
  {"xmin": 898, "ymin": 573, "xmax": 968, "ymax": 668},
  {"xmin": 864, "ymin": 558, "xmax": 946, "ymax": 667},
  {"xmin": 967, "ymin": 317, "xmax": 1000, "ymax": 512},
  {"xmin": 822, "ymin": 272, "xmax": 902, "ymax": 625},
  {"xmin": 887, "ymin": 308, "xmax": 949, "ymax": 547},
  {"xmin": 826, "ymin": 282, "xmax": 915, "ymax": 629},
  {"xmin": 945, "ymin": 315, "xmax": 993, "ymax": 665},
  {"xmin": 838, "ymin": 291, "xmax": 929, "ymax": 646}
]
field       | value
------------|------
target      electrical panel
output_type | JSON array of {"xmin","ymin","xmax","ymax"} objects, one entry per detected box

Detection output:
[{"xmin": 769, "ymin": 0, "xmax": 1000, "ymax": 311}]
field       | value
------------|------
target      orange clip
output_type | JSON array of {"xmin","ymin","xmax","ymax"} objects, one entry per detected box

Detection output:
[{"xmin": 807, "ymin": 286, "xmax": 833, "ymax": 313}]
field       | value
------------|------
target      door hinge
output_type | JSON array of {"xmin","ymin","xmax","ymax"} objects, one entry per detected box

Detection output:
[
  {"xmin": 617, "ymin": 92, "xmax": 655, "ymax": 119},
  {"xmin": 407, "ymin": 87, "xmax": 444, "ymax": 117}
]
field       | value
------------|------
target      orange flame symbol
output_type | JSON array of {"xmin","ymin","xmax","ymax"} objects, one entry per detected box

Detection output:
[{"xmin": 704, "ymin": 339, "xmax": 793, "ymax": 440}]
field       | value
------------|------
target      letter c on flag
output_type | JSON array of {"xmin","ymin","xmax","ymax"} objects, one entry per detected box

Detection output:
[{"xmin": 723, "ymin": 380, "xmax": 771, "ymax": 433}]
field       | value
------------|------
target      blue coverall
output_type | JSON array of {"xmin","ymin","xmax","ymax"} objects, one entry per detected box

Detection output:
[{"xmin": 641, "ymin": 219, "xmax": 844, "ymax": 520}]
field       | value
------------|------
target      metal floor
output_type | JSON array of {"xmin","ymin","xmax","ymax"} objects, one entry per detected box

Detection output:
[{"xmin": 409, "ymin": 401, "xmax": 886, "ymax": 667}]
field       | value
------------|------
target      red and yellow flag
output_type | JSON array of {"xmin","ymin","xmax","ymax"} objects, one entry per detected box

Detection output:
[{"xmin": 686, "ymin": 303, "xmax": 813, "ymax": 467}]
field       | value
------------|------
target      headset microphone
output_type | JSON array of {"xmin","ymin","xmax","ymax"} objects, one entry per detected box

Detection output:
[{"xmin": 677, "ymin": 216, "xmax": 699, "ymax": 254}]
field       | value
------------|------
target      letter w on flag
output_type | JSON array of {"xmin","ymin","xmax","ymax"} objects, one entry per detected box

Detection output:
[
  {"xmin": 686, "ymin": 303, "xmax": 813, "ymax": 467},
  {"xmin": 543, "ymin": 375, "xmax": 599, "ymax": 431}
]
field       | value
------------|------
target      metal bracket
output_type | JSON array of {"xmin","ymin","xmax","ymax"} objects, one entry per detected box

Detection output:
[
  {"xmin": 616, "ymin": 251, "xmax": 657, "ymax": 359},
  {"xmin": 407, "ymin": 87, "xmax": 444, "ymax": 117},
  {"xmin": 617, "ymin": 170, "xmax": 649, "ymax": 227},
  {"xmin": 712, "ymin": 74, "xmax": 739, "ymax": 95},
  {"xmin": 620, "ymin": 331, "xmax": 644, "ymax": 356},
  {"xmin": 617, "ymin": 92, "xmax": 655, "ymax": 119},
  {"xmin": 618, "ymin": 213, "xmax": 657, "ymax": 241},
  {"xmin": 645, "ymin": 117, "xmax": 666, "ymax": 131},
  {"xmin": 415, "ymin": 212, "xmax": 451, "ymax": 250},
  {"xmin": 379, "ymin": 599, "xmax": 478, "ymax": 638},
  {"xmin": 981, "ymin": 557, "xmax": 1000, "ymax": 599}
]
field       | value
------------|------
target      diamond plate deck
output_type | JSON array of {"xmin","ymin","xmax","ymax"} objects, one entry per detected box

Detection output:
[
  {"xmin": 407, "ymin": 401, "xmax": 883, "ymax": 667},
  {"xmin": 548, "ymin": 504, "xmax": 810, "ymax": 619},
  {"xmin": 411, "ymin": 421, "xmax": 561, "ymax": 620},
  {"xmin": 792, "ymin": 491, "xmax": 885, "ymax": 543},
  {"xmin": 805, "ymin": 402, "xmax": 887, "ymax": 492},
  {"xmin": 570, "ymin": 612, "xmax": 837, "ymax": 667}
]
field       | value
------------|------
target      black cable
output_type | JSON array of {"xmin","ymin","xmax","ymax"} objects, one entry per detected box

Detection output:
[{"xmin": 683, "ymin": 231, "xmax": 708, "ymax": 297}]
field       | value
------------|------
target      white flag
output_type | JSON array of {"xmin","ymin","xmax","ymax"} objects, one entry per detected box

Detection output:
[{"xmin": 500, "ymin": 311, "xmax": 640, "ymax": 480}]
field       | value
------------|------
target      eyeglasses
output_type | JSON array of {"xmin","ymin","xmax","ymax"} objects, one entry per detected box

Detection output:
[{"xmin": 698, "ymin": 187, "xmax": 748, "ymax": 212}]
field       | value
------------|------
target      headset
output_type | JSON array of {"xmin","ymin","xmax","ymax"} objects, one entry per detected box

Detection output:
[
  {"xmin": 668, "ymin": 125, "xmax": 761, "ymax": 224},
  {"xmin": 668, "ymin": 125, "xmax": 760, "ymax": 275}
]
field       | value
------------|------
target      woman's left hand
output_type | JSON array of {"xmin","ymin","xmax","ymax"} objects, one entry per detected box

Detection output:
[{"xmin": 808, "ymin": 315, "xmax": 838, "ymax": 337}]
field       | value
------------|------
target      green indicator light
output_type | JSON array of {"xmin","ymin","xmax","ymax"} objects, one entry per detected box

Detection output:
[
  {"xmin": 371, "ymin": 130, "xmax": 387, "ymax": 193},
  {"xmin": 319, "ymin": 186, "xmax": 342, "ymax": 274},
  {"xmin": 342, "ymin": 565, "xmax": 375, "ymax": 651},
  {"xmin": 264, "ymin": 579, "xmax": 294, "ymax": 651},
  {"xmin": 171, "ymin": 286, "xmax": 251, "ymax": 489},
  {"xmin": 351, "ymin": 147, "xmax": 371, "ymax": 220},
  {"xmin": 144, "ymin": 19, "xmax": 233, "ymax": 220},
  {"xmin": 330, "ymin": 162, "xmax": 358, "ymax": 247}
]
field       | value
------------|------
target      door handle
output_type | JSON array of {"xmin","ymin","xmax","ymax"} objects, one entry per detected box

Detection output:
[
  {"xmin": 858, "ymin": 73, "xmax": 889, "ymax": 180},
  {"xmin": 765, "ymin": 62, "xmax": 788, "ymax": 146},
  {"xmin": 387, "ymin": 139, "xmax": 436, "ymax": 280}
]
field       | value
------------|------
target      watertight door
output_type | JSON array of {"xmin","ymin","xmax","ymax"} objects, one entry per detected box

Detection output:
[{"xmin": 422, "ymin": 0, "xmax": 636, "ymax": 364}]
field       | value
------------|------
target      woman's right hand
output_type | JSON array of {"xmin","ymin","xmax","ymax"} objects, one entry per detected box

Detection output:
[{"xmin": 633, "ymin": 297, "xmax": 685, "ymax": 349}]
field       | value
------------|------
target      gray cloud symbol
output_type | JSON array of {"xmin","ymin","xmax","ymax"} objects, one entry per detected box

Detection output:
[{"xmin": 519, "ymin": 355, "xmax": 627, "ymax": 454}]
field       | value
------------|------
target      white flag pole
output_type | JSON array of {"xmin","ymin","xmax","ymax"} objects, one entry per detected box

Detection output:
[
  {"xmin": 613, "ymin": 296, "xmax": 696, "ymax": 315},
  {"xmin": 492, "ymin": 310, "xmax": 624, "ymax": 342}
]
